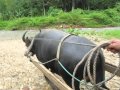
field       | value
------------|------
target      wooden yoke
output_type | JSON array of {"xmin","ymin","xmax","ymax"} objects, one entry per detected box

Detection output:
[{"xmin": 31, "ymin": 61, "xmax": 73, "ymax": 90}]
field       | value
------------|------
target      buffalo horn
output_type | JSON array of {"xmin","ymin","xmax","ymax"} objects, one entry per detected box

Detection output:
[{"xmin": 22, "ymin": 31, "xmax": 28, "ymax": 42}]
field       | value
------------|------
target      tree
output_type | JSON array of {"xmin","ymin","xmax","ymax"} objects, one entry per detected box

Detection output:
[
  {"xmin": 0, "ymin": 0, "xmax": 119, "ymax": 20},
  {"xmin": 88, "ymin": 0, "xmax": 119, "ymax": 9},
  {"xmin": 72, "ymin": 0, "xmax": 75, "ymax": 11}
]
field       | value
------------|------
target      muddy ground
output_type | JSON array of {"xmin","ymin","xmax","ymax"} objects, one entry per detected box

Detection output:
[{"xmin": 0, "ymin": 30, "xmax": 120, "ymax": 90}]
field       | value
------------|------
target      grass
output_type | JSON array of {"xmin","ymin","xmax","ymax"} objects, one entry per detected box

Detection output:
[
  {"xmin": 65, "ymin": 28, "xmax": 120, "ymax": 39},
  {"xmin": 0, "ymin": 16, "xmax": 58, "ymax": 30},
  {"xmin": 100, "ymin": 30, "xmax": 120, "ymax": 39},
  {"xmin": 0, "ymin": 7, "xmax": 120, "ymax": 30}
]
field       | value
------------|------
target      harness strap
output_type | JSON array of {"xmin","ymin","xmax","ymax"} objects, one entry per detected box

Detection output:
[{"xmin": 56, "ymin": 34, "xmax": 72, "ymax": 60}]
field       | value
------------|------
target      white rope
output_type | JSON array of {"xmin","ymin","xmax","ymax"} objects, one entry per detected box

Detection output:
[
  {"xmin": 56, "ymin": 34, "xmax": 72, "ymax": 59},
  {"xmin": 72, "ymin": 43, "xmax": 120, "ymax": 90},
  {"xmin": 24, "ymin": 34, "xmax": 120, "ymax": 90},
  {"xmin": 24, "ymin": 37, "xmax": 95, "ymax": 57}
]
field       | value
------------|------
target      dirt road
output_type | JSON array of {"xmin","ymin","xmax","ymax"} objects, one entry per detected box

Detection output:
[
  {"xmin": 0, "ymin": 30, "xmax": 52, "ymax": 90},
  {"xmin": 0, "ymin": 30, "xmax": 120, "ymax": 90}
]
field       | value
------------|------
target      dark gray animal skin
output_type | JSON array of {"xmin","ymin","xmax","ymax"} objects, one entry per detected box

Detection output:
[{"xmin": 22, "ymin": 30, "xmax": 109, "ymax": 90}]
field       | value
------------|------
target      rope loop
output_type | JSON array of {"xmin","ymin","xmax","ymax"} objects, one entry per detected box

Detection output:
[
  {"xmin": 24, "ymin": 33, "xmax": 119, "ymax": 90},
  {"xmin": 72, "ymin": 42, "xmax": 120, "ymax": 90}
]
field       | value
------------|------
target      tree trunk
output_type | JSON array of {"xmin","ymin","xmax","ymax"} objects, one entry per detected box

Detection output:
[
  {"xmin": 42, "ymin": 0, "xmax": 46, "ymax": 16},
  {"xmin": 72, "ymin": 0, "xmax": 75, "ymax": 11}
]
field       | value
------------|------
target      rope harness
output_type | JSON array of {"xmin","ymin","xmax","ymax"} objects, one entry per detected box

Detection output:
[
  {"xmin": 72, "ymin": 43, "xmax": 120, "ymax": 90},
  {"xmin": 24, "ymin": 34, "xmax": 120, "ymax": 90},
  {"xmin": 56, "ymin": 34, "xmax": 72, "ymax": 60}
]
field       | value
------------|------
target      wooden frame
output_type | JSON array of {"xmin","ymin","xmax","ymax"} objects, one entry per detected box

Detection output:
[
  {"xmin": 31, "ymin": 61, "xmax": 73, "ymax": 90},
  {"xmin": 105, "ymin": 62, "xmax": 120, "ymax": 77},
  {"xmin": 30, "ymin": 60, "xmax": 120, "ymax": 90}
]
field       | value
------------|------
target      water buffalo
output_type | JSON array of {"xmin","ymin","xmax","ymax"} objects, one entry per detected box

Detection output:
[{"xmin": 22, "ymin": 30, "xmax": 108, "ymax": 90}]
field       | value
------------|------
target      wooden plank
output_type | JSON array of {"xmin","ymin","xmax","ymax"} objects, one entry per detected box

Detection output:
[
  {"xmin": 105, "ymin": 62, "xmax": 120, "ymax": 77},
  {"xmin": 31, "ymin": 61, "xmax": 73, "ymax": 90}
]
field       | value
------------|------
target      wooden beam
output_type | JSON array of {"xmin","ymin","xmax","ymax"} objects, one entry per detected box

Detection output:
[
  {"xmin": 31, "ymin": 60, "xmax": 120, "ymax": 90},
  {"xmin": 105, "ymin": 62, "xmax": 120, "ymax": 77},
  {"xmin": 31, "ymin": 61, "xmax": 73, "ymax": 90}
]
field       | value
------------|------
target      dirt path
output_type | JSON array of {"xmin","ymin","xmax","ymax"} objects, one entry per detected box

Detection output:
[
  {"xmin": 0, "ymin": 30, "xmax": 120, "ymax": 90},
  {"xmin": 0, "ymin": 39, "xmax": 52, "ymax": 90},
  {"xmin": 0, "ymin": 30, "xmax": 52, "ymax": 90}
]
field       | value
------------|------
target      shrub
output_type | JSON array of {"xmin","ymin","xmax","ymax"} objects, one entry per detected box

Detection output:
[
  {"xmin": 115, "ymin": 3, "xmax": 120, "ymax": 12},
  {"xmin": 47, "ymin": 7, "xmax": 63, "ymax": 17},
  {"xmin": 90, "ymin": 12, "xmax": 113, "ymax": 25}
]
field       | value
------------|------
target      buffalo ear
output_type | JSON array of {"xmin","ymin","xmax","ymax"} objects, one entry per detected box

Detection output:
[{"xmin": 25, "ymin": 37, "xmax": 31, "ymax": 47}]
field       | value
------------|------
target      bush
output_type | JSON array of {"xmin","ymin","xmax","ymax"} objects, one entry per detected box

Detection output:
[
  {"xmin": 65, "ymin": 29, "xmax": 120, "ymax": 39},
  {"xmin": 47, "ymin": 7, "xmax": 63, "ymax": 16},
  {"xmin": 90, "ymin": 12, "xmax": 113, "ymax": 25},
  {"xmin": 115, "ymin": 3, "xmax": 120, "ymax": 12},
  {"xmin": 104, "ymin": 8, "xmax": 120, "ymax": 23},
  {"xmin": 0, "ymin": 20, "xmax": 7, "ymax": 30},
  {"xmin": 0, "ymin": 14, "xmax": 2, "ymax": 20},
  {"xmin": 0, "ymin": 7, "xmax": 120, "ymax": 30}
]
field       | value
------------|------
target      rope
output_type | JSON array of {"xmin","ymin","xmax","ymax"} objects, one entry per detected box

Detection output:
[
  {"xmin": 28, "ymin": 38, "xmax": 96, "ymax": 47},
  {"xmin": 58, "ymin": 61, "xmax": 81, "ymax": 83},
  {"xmin": 26, "ymin": 52, "xmax": 82, "ymax": 83},
  {"xmin": 56, "ymin": 34, "xmax": 72, "ymax": 59},
  {"xmin": 24, "ymin": 37, "xmax": 96, "ymax": 58},
  {"xmin": 95, "ymin": 54, "xmax": 120, "ymax": 87},
  {"xmin": 72, "ymin": 43, "xmax": 120, "ymax": 90},
  {"xmin": 24, "ymin": 35, "xmax": 120, "ymax": 90}
]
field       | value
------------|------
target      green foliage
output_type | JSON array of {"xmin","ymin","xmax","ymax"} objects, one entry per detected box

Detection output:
[
  {"xmin": 115, "ymin": 3, "xmax": 120, "ymax": 12},
  {"xmin": 0, "ymin": 0, "xmax": 44, "ymax": 20},
  {"xmin": 104, "ymin": 9, "xmax": 120, "ymax": 24},
  {"xmin": 0, "ymin": 16, "xmax": 58, "ymax": 30},
  {"xmin": 57, "ymin": 7, "xmax": 120, "ymax": 27},
  {"xmin": 0, "ymin": 7, "xmax": 120, "ymax": 30},
  {"xmin": 99, "ymin": 30, "xmax": 120, "ymax": 39},
  {"xmin": 65, "ymin": 28, "xmax": 79, "ymax": 35},
  {"xmin": 0, "ymin": 20, "xmax": 8, "ymax": 29},
  {"xmin": 89, "ymin": 12, "xmax": 113, "ymax": 25},
  {"xmin": 47, "ymin": 7, "xmax": 63, "ymax": 16},
  {"xmin": 58, "ymin": 9, "xmax": 91, "ymax": 25},
  {"xmin": 89, "ymin": 0, "xmax": 119, "ymax": 9},
  {"xmin": 65, "ymin": 29, "xmax": 120, "ymax": 39},
  {"xmin": 0, "ymin": 0, "xmax": 119, "ymax": 20}
]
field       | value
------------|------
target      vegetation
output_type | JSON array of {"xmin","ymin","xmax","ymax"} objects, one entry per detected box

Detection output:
[
  {"xmin": 0, "ymin": 6, "xmax": 120, "ymax": 30},
  {"xmin": 0, "ymin": 0, "xmax": 119, "ymax": 20},
  {"xmin": 65, "ymin": 28, "xmax": 120, "ymax": 39},
  {"xmin": 0, "ymin": 0, "xmax": 120, "ymax": 30}
]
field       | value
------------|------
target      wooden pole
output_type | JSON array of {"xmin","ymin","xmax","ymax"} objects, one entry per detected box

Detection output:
[
  {"xmin": 31, "ymin": 60, "xmax": 120, "ymax": 90},
  {"xmin": 31, "ymin": 61, "xmax": 73, "ymax": 90},
  {"xmin": 105, "ymin": 62, "xmax": 120, "ymax": 77}
]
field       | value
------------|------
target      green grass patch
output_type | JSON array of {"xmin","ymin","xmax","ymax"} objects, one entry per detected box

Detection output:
[
  {"xmin": 0, "ymin": 7, "xmax": 120, "ymax": 30},
  {"xmin": 0, "ymin": 16, "xmax": 58, "ymax": 30},
  {"xmin": 99, "ymin": 30, "xmax": 120, "ymax": 39},
  {"xmin": 65, "ymin": 28, "xmax": 120, "ymax": 39}
]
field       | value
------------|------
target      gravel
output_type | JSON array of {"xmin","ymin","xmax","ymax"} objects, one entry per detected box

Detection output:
[{"xmin": 0, "ymin": 30, "xmax": 120, "ymax": 90}]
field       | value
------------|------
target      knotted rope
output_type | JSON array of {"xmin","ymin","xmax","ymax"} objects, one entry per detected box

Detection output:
[
  {"xmin": 72, "ymin": 43, "xmax": 120, "ymax": 90},
  {"xmin": 24, "ymin": 35, "xmax": 120, "ymax": 90}
]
